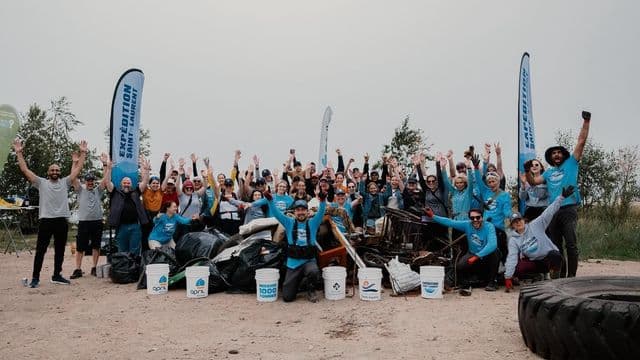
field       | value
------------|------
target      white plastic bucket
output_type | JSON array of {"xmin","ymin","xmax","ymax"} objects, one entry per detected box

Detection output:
[
  {"xmin": 322, "ymin": 266, "xmax": 347, "ymax": 300},
  {"xmin": 146, "ymin": 263, "xmax": 170, "ymax": 295},
  {"xmin": 186, "ymin": 266, "xmax": 210, "ymax": 299},
  {"xmin": 420, "ymin": 266, "xmax": 445, "ymax": 299},
  {"xmin": 358, "ymin": 267, "xmax": 383, "ymax": 301},
  {"xmin": 255, "ymin": 268, "xmax": 280, "ymax": 302}
]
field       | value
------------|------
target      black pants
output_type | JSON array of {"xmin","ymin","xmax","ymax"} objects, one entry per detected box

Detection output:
[
  {"xmin": 456, "ymin": 251, "xmax": 499, "ymax": 287},
  {"xmin": 282, "ymin": 261, "xmax": 320, "ymax": 302},
  {"xmin": 140, "ymin": 211, "xmax": 157, "ymax": 252},
  {"xmin": 547, "ymin": 205, "xmax": 579, "ymax": 278},
  {"xmin": 524, "ymin": 206, "xmax": 546, "ymax": 222},
  {"xmin": 33, "ymin": 217, "xmax": 69, "ymax": 279},
  {"xmin": 495, "ymin": 228, "xmax": 508, "ymax": 263}
]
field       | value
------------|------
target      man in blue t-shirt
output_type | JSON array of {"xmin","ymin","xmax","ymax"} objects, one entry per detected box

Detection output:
[
  {"xmin": 265, "ymin": 191, "xmax": 327, "ymax": 303},
  {"xmin": 527, "ymin": 111, "xmax": 591, "ymax": 278},
  {"xmin": 425, "ymin": 207, "xmax": 500, "ymax": 295}
]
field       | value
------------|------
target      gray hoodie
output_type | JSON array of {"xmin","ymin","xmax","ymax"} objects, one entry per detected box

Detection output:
[{"xmin": 505, "ymin": 195, "xmax": 564, "ymax": 279}]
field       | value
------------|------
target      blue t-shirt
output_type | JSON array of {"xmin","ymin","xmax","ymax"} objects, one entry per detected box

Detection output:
[
  {"xmin": 542, "ymin": 154, "xmax": 581, "ymax": 206},
  {"xmin": 273, "ymin": 194, "xmax": 294, "ymax": 212},
  {"xmin": 267, "ymin": 199, "xmax": 326, "ymax": 269},
  {"xmin": 433, "ymin": 216, "xmax": 497, "ymax": 258},
  {"xmin": 474, "ymin": 170, "xmax": 512, "ymax": 231},
  {"xmin": 149, "ymin": 213, "xmax": 192, "ymax": 244}
]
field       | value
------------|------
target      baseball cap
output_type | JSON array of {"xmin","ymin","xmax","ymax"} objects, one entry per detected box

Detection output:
[
  {"xmin": 509, "ymin": 212, "xmax": 524, "ymax": 223},
  {"xmin": 84, "ymin": 173, "xmax": 96, "ymax": 181},
  {"xmin": 255, "ymin": 177, "xmax": 266, "ymax": 185},
  {"xmin": 183, "ymin": 180, "xmax": 194, "ymax": 189},
  {"xmin": 261, "ymin": 169, "xmax": 271, "ymax": 177},
  {"xmin": 224, "ymin": 178, "xmax": 234, "ymax": 186},
  {"xmin": 407, "ymin": 176, "xmax": 418, "ymax": 184},
  {"xmin": 293, "ymin": 200, "xmax": 308, "ymax": 209},
  {"xmin": 335, "ymin": 188, "xmax": 346, "ymax": 195},
  {"xmin": 167, "ymin": 178, "xmax": 176, "ymax": 185}
]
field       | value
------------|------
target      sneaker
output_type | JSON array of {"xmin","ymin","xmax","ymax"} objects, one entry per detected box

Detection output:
[
  {"xmin": 29, "ymin": 279, "xmax": 40, "ymax": 288},
  {"xmin": 307, "ymin": 289, "xmax": 318, "ymax": 303},
  {"xmin": 70, "ymin": 269, "xmax": 83, "ymax": 279},
  {"xmin": 459, "ymin": 286, "xmax": 472, "ymax": 296},
  {"xmin": 51, "ymin": 274, "xmax": 71, "ymax": 285},
  {"xmin": 485, "ymin": 282, "xmax": 497, "ymax": 292},
  {"xmin": 90, "ymin": 267, "xmax": 97, "ymax": 277}
]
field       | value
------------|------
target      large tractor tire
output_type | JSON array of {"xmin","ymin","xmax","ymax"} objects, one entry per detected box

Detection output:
[{"xmin": 518, "ymin": 276, "xmax": 640, "ymax": 360}]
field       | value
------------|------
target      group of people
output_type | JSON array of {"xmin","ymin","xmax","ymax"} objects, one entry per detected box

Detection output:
[{"xmin": 15, "ymin": 111, "xmax": 590, "ymax": 301}]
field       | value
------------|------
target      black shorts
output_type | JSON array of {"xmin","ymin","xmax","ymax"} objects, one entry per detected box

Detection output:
[{"xmin": 77, "ymin": 220, "xmax": 103, "ymax": 252}]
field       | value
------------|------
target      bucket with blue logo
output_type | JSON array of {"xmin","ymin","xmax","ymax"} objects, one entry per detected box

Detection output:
[
  {"xmin": 255, "ymin": 268, "xmax": 279, "ymax": 302},
  {"xmin": 186, "ymin": 266, "xmax": 210, "ymax": 298},
  {"xmin": 358, "ymin": 267, "xmax": 383, "ymax": 301},
  {"xmin": 146, "ymin": 263, "xmax": 170, "ymax": 295},
  {"xmin": 420, "ymin": 266, "xmax": 444, "ymax": 299}
]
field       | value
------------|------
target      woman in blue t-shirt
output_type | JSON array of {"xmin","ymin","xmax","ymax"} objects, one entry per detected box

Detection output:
[{"xmin": 148, "ymin": 201, "xmax": 195, "ymax": 249}]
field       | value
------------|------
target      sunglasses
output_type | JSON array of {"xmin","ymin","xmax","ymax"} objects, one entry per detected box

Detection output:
[
  {"xmin": 470, "ymin": 215, "xmax": 482, "ymax": 221},
  {"xmin": 185, "ymin": 187, "xmax": 194, "ymax": 190},
  {"xmin": 427, "ymin": 180, "xmax": 436, "ymax": 183},
  {"xmin": 193, "ymin": 180, "xmax": 202, "ymax": 182}
]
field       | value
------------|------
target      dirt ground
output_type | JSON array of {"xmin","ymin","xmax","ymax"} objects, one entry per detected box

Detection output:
[{"xmin": 1, "ymin": 249, "xmax": 638, "ymax": 360}]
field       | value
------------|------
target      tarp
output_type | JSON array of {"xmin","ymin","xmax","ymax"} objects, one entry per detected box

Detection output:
[
  {"xmin": 109, "ymin": 69, "xmax": 144, "ymax": 188},
  {"xmin": 0, "ymin": 104, "xmax": 20, "ymax": 175},
  {"xmin": 517, "ymin": 53, "xmax": 536, "ymax": 213}
]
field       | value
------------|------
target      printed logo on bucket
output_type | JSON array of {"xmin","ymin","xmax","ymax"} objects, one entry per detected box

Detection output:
[
  {"xmin": 152, "ymin": 275, "xmax": 168, "ymax": 292},
  {"xmin": 422, "ymin": 281, "xmax": 439, "ymax": 294},
  {"xmin": 361, "ymin": 280, "xmax": 378, "ymax": 292},
  {"xmin": 259, "ymin": 283, "xmax": 277, "ymax": 298},
  {"xmin": 189, "ymin": 278, "xmax": 207, "ymax": 296}
]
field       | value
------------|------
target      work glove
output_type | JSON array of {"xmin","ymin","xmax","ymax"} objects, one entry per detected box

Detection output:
[
  {"xmin": 471, "ymin": 154, "xmax": 481, "ymax": 170},
  {"xmin": 263, "ymin": 190, "xmax": 273, "ymax": 201},
  {"xmin": 423, "ymin": 207, "xmax": 434, "ymax": 219},
  {"xmin": 561, "ymin": 185, "xmax": 575, "ymax": 198},
  {"xmin": 318, "ymin": 191, "xmax": 327, "ymax": 201},
  {"xmin": 582, "ymin": 111, "xmax": 591, "ymax": 121},
  {"xmin": 505, "ymin": 278, "xmax": 513, "ymax": 292},
  {"xmin": 467, "ymin": 255, "xmax": 479, "ymax": 265}
]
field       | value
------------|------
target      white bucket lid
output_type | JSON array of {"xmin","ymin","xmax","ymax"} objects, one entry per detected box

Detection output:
[
  {"xmin": 255, "ymin": 268, "xmax": 280, "ymax": 280},
  {"xmin": 322, "ymin": 266, "xmax": 347, "ymax": 274},
  {"xmin": 420, "ymin": 265, "xmax": 445, "ymax": 275},
  {"xmin": 146, "ymin": 263, "xmax": 170, "ymax": 273},
  {"xmin": 357, "ymin": 267, "xmax": 382, "ymax": 278},
  {"xmin": 186, "ymin": 266, "xmax": 210, "ymax": 276}
]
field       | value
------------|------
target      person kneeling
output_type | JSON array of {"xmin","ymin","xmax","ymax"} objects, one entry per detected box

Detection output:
[
  {"xmin": 265, "ymin": 190, "xmax": 327, "ymax": 303},
  {"xmin": 148, "ymin": 201, "xmax": 197, "ymax": 249},
  {"xmin": 504, "ymin": 186, "xmax": 574, "ymax": 292},
  {"xmin": 424, "ymin": 207, "xmax": 499, "ymax": 295}
]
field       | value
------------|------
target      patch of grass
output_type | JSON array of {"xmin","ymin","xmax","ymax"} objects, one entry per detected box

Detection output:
[{"xmin": 577, "ymin": 216, "xmax": 640, "ymax": 261}]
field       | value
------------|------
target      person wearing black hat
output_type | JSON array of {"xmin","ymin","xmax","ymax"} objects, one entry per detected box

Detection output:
[
  {"xmin": 70, "ymin": 154, "xmax": 110, "ymax": 279},
  {"xmin": 527, "ymin": 111, "xmax": 591, "ymax": 278},
  {"xmin": 264, "ymin": 190, "xmax": 327, "ymax": 302}
]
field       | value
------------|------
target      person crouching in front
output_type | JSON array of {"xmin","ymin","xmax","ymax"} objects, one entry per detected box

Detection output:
[
  {"xmin": 504, "ymin": 186, "xmax": 575, "ymax": 291},
  {"xmin": 264, "ymin": 191, "xmax": 327, "ymax": 303},
  {"xmin": 148, "ymin": 201, "xmax": 197, "ymax": 249}
]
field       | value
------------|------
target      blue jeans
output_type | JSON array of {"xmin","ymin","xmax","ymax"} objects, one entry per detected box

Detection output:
[{"xmin": 116, "ymin": 223, "xmax": 141, "ymax": 255}]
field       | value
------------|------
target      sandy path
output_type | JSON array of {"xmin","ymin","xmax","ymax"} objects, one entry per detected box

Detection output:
[{"xmin": 1, "ymin": 249, "xmax": 638, "ymax": 360}]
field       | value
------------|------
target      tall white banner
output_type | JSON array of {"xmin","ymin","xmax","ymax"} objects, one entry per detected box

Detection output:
[
  {"xmin": 110, "ymin": 69, "xmax": 144, "ymax": 188},
  {"xmin": 518, "ymin": 53, "xmax": 536, "ymax": 213},
  {"xmin": 318, "ymin": 106, "xmax": 333, "ymax": 169}
]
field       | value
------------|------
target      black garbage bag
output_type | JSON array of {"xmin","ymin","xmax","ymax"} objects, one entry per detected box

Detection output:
[
  {"xmin": 225, "ymin": 239, "xmax": 285, "ymax": 293},
  {"xmin": 109, "ymin": 252, "xmax": 141, "ymax": 284},
  {"xmin": 137, "ymin": 247, "xmax": 180, "ymax": 290},
  {"xmin": 205, "ymin": 260, "xmax": 230, "ymax": 293},
  {"xmin": 176, "ymin": 231, "xmax": 228, "ymax": 265}
]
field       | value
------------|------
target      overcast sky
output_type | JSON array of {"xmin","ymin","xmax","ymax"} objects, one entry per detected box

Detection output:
[{"xmin": 1, "ymin": 1, "xmax": 638, "ymax": 178}]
